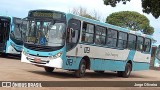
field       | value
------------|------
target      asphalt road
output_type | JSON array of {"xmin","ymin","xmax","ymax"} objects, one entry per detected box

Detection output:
[{"xmin": 0, "ymin": 55, "xmax": 160, "ymax": 90}]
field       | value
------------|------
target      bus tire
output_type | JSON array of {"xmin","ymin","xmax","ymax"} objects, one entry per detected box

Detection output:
[
  {"xmin": 0, "ymin": 53, "xmax": 8, "ymax": 57},
  {"xmin": 123, "ymin": 63, "xmax": 132, "ymax": 78},
  {"xmin": 94, "ymin": 71, "xmax": 104, "ymax": 74},
  {"xmin": 44, "ymin": 67, "xmax": 54, "ymax": 73},
  {"xmin": 75, "ymin": 59, "xmax": 86, "ymax": 78},
  {"xmin": 117, "ymin": 71, "xmax": 123, "ymax": 77},
  {"xmin": 117, "ymin": 63, "xmax": 132, "ymax": 78}
]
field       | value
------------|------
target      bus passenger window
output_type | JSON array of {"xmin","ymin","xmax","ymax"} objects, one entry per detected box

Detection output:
[
  {"xmin": 137, "ymin": 37, "xmax": 144, "ymax": 51},
  {"xmin": 95, "ymin": 26, "xmax": 106, "ymax": 45},
  {"xmin": 144, "ymin": 38, "xmax": 151, "ymax": 52},
  {"xmin": 118, "ymin": 32, "xmax": 127, "ymax": 48},
  {"xmin": 85, "ymin": 33, "xmax": 93, "ymax": 43},
  {"xmin": 128, "ymin": 34, "xmax": 136, "ymax": 50},
  {"xmin": 81, "ymin": 28, "xmax": 86, "ymax": 42},
  {"xmin": 81, "ymin": 23, "xmax": 94, "ymax": 43},
  {"xmin": 107, "ymin": 29, "xmax": 117, "ymax": 47}
]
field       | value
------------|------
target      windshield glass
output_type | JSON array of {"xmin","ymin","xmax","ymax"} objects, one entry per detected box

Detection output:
[
  {"xmin": 21, "ymin": 21, "xmax": 27, "ymax": 41},
  {"xmin": 13, "ymin": 23, "xmax": 21, "ymax": 39},
  {"xmin": 156, "ymin": 46, "xmax": 160, "ymax": 60},
  {"xmin": 26, "ymin": 19, "xmax": 66, "ymax": 47},
  {"xmin": 13, "ymin": 20, "xmax": 27, "ymax": 41}
]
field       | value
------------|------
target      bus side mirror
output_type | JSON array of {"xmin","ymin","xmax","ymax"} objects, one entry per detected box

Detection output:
[
  {"xmin": 70, "ymin": 28, "xmax": 75, "ymax": 37},
  {"xmin": 72, "ymin": 30, "xmax": 75, "ymax": 37}
]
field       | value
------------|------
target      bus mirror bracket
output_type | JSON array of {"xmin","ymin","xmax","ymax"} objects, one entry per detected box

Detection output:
[{"xmin": 70, "ymin": 28, "xmax": 75, "ymax": 37}]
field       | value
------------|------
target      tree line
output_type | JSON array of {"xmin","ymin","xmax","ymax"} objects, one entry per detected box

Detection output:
[{"xmin": 70, "ymin": 0, "xmax": 157, "ymax": 35}]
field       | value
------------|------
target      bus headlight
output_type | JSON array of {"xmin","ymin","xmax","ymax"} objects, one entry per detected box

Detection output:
[
  {"xmin": 49, "ymin": 52, "xmax": 62, "ymax": 59},
  {"xmin": 22, "ymin": 49, "xmax": 28, "ymax": 56}
]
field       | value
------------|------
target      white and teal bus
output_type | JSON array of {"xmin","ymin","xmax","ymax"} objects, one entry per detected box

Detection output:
[
  {"xmin": 0, "ymin": 16, "xmax": 27, "ymax": 55},
  {"xmin": 21, "ymin": 9, "xmax": 152, "ymax": 78}
]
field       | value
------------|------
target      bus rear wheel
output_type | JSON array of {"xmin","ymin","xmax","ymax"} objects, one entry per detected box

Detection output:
[
  {"xmin": 117, "ymin": 63, "xmax": 132, "ymax": 78},
  {"xmin": 75, "ymin": 59, "xmax": 86, "ymax": 78},
  {"xmin": 0, "ymin": 53, "xmax": 8, "ymax": 57},
  {"xmin": 44, "ymin": 67, "xmax": 54, "ymax": 73}
]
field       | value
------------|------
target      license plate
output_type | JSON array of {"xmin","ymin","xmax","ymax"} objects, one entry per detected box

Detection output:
[{"xmin": 34, "ymin": 58, "xmax": 41, "ymax": 63}]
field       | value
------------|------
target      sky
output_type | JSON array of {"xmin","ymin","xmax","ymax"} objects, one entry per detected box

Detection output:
[{"xmin": 0, "ymin": 0, "xmax": 160, "ymax": 44}]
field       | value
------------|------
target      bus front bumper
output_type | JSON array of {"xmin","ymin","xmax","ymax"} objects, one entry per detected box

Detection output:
[{"xmin": 21, "ymin": 52, "xmax": 63, "ymax": 68}]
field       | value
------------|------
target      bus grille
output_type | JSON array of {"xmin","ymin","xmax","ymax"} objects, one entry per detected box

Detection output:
[{"xmin": 24, "ymin": 43, "xmax": 63, "ymax": 52}]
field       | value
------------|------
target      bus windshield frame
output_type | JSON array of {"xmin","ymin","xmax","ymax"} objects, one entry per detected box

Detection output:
[{"xmin": 25, "ymin": 18, "xmax": 66, "ymax": 47}]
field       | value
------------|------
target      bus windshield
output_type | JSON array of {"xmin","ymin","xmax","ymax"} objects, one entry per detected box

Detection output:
[
  {"xmin": 21, "ymin": 21, "xmax": 27, "ymax": 41},
  {"xmin": 156, "ymin": 46, "xmax": 160, "ymax": 60},
  {"xmin": 13, "ymin": 18, "xmax": 27, "ymax": 41},
  {"xmin": 13, "ymin": 24, "xmax": 22, "ymax": 40},
  {"xmin": 26, "ymin": 19, "xmax": 66, "ymax": 47}
]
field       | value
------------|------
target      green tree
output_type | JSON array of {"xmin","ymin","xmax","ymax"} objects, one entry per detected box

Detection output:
[
  {"xmin": 69, "ymin": 7, "xmax": 101, "ymax": 20},
  {"xmin": 106, "ymin": 11, "xmax": 154, "ymax": 35},
  {"xmin": 103, "ymin": 0, "xmax": 160, "ymax": 19}
]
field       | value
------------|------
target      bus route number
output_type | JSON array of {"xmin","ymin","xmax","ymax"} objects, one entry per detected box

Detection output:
[
  {"xmin": 66, "ymin": 59, "xmax": 73, "ymax": 66},
  {"xmin": 84, "ymin": 47, "xmax": 90, "ymax": 53}
]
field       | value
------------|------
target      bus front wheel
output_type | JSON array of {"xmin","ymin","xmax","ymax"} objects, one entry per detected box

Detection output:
[
  {"xmin": 44, "ymin": 67, "xmax": 54, "ymax": 73},
  {"xmin": 75, "ymin": 59, "xmax": 86, "ymax": 78},
  {"xmin": 117, "ymin": 63, "xmax": 132, "ymax": 78}
]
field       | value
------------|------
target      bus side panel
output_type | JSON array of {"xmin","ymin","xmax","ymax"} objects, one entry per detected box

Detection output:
[
  {"xmin": 90, "ymin": 59, "xmax": 126, "ymax": 71},
  {"xmin": 90, "ymin": 59, "xmax": 102, "ymax": 70},
  {"xmin": 127, "ymin": 50, "xmax": 136, "ymax": 61},
  {"xmin": 132, "ymin": 51, "xmax": 151, "ymax": 71},
  {"xmin": 63, "ymin": 56, "xmax": 82, "ymax": 70},
  {"xmin": 133, "ymin": 51, "xmax": 151, "ymax": 64},
  {"xmin": 132, "ymin": 62, "xmax": 150, "ymax": 71},
  {"xmin": 63, "ymin": 57, "xmax": 126, "ymax": 71},
  {"xmin": 5, "ymin": 40, "xmax": 22, "ymax": 54}
]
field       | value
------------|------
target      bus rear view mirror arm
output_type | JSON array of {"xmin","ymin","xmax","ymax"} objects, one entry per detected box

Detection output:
[{"xmin": 70, "ymin": 28, "xmax": 75, "ymax": 37}]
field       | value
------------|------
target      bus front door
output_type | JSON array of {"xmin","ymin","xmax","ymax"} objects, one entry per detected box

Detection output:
[{"xmin": 0, "ymin": 18, "xmax": 10, "ymax": 53}]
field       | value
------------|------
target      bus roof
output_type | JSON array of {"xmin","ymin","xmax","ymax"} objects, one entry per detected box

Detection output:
[
  {"xmin": 0, "ymin": 15, "xmax": 11, "ymax": 19},
  {"xmin": 0, "ymin": 15, "xmax": 22, "ymax": 19},
  {"xmin": 28, "ymin": 9, "xmax": 66, "ymax": 14},
  {"xmin": 66, "ymin": 13, "xmax": 152, "ymax": 39}
]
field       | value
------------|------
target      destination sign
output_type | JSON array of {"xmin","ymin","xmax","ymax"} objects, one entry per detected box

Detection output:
[{"xmin": 29, "ymin": 11, "xmax": 64, "ymax": 19}]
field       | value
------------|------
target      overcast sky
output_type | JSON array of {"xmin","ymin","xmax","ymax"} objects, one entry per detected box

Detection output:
[{"xmin": 0, "ymin": 0, "xmax": 160, "ymax": 44}]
